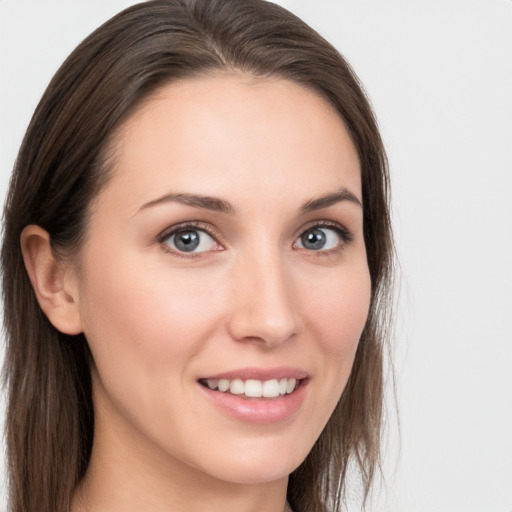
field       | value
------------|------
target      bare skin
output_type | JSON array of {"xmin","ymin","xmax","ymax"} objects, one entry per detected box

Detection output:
[{"xmin": 22, "ymin": 74, "xmax": 370, "ymax": 512}]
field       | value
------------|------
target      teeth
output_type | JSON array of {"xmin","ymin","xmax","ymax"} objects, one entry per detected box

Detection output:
[
  {"xmin": 245, "ymin": 379, "xmax": 262, "ymax": 397},
  {"xmin": 263, "ymin": 379, "xmax": 279, "ymax": 398},
  {"xmin": 205, "ymin": 377, "xmax": 300, "ymax": 397},
  {"xmin": 218, "ymin": 379, "xmax": 230, "ymax": 392},
  {"xmin": 207, "ymin": 379, "xmax": 218, "ymax": 390},
  {"xmin": 229, "ymin": 379, "xmax": 244, "ymax": 395},
  {"xmin": 286, "ymin": 378, "xmax": 297, "ymax": 394}
]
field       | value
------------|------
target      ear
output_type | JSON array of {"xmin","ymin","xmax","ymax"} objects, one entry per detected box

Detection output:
[{"xmin": 20, "ymin": 225, "xmax": 83, "ymax": 335}]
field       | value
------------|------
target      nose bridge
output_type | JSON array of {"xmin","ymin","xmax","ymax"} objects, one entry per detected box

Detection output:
[{"xmin": 227, "ymin": 241, "xmax": 299, "ymax": 347}]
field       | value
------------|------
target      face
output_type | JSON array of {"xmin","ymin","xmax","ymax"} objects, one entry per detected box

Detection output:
[{"xmin": 73, "ymin": 74, "xmax": 371, "ymax": 486}]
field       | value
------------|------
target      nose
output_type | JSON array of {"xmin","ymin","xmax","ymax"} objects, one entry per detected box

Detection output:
[{"xmin": 226, "ymin": 250, "xmax": 301, "ymax": 348}]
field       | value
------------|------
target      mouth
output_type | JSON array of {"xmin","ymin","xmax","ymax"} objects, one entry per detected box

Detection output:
[
  {"xmin": 197, "ymin": 368, "xmax": 309, "ymax": 423},
  {"xmin": 198, "ymin": 377, "xmax": 304, "ymax": 399}
]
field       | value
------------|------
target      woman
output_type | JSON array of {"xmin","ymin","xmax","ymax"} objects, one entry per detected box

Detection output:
[{"xmin": 1, "ymin": 1, "xmax": 393, "ymax": 511}]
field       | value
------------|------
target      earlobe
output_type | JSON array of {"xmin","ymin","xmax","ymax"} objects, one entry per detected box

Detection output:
[{"xmin": 20, "ymin": 225, "xmax": 83, "ymax": 335}]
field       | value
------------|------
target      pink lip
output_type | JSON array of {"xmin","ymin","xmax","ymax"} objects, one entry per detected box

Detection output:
[
  {"xmin": 200, "ymin": 366, "xmax": 309, "ymax": 381},
  {"xmin": 197, "ymin": 367, "xmax": 309, "ymax": 425}
]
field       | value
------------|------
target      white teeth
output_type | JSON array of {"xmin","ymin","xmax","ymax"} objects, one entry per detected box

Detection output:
[
  {"xmin": 245, "ymin": 379, "xmax": 263, "ymax": 397},
  {"xmin": 263, "ymin": 379, "xmax": 280, "ymax": 398},
  {"xmin": 286, "ymin": 378, "xmax": 297, "ymax": 394},
  {"xmin": 218, "ymin": 379, "xmax": 230, "ymax": 392},
  {"xmin": 204, "ymin": 377, "xmax": 300, "ymax": 397},
  {"xmin": 229, "ymin": 379, "xmax": 244, "ymax": 395}
]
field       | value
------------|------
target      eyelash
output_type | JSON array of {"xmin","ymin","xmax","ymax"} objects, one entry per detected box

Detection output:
[
  {"xmin": 295, "ymin": 220, "xmax": 353, "ymax": 252},
  {"xmin": 157, "ymin": 220, "xmax": 353, "ymax": 258},
  {"xmin": 157, "ymin": 221, "xmax": 222, "ymax": 258}
]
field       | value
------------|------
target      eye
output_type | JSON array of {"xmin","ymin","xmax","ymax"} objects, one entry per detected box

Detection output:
[
  {"xmin": 162, "ymin": 227, "xmax": 220, "ymax": 254},
  {"xmin": 294, "ymin": 225, "xmax": 349, "ymax": 251}
]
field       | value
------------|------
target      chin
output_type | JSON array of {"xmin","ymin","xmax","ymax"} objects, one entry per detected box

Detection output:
[
  {"xmin": 187, "ymin": 438, "xmax": 310, "ymax": 486},
  {"xmin": 203, "ymin": 460, "xmax": 296, "ymax": 486}
]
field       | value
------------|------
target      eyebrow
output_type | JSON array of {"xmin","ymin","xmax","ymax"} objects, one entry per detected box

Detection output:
[
  {"xmin": 299, "ymin": 188, "xmax": 362, "ymax": 213},
  {"xmin": 137, "ymin": 187, "xmax": 361, "ymax": 215},
  {"xmin": 138, "ymin": 193, "xmax": 235, "ymax": 214}
]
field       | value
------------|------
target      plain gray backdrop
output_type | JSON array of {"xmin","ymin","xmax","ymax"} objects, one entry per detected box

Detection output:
[{"xmin": 1, "ymin": 1, "xmax": 511, "ymax": 511}]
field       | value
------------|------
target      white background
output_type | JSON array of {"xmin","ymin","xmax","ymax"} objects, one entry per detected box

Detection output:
[{"xmin": 1, "ymin": 1, "xmax": 511, "ymax": 511}]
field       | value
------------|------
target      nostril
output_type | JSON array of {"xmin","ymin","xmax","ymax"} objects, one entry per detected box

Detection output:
[{"xmin": 227, "ymin": 310, "xmax": 298, "ymax": 348}]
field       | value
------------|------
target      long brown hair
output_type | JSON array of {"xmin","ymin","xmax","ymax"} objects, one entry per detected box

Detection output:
[{"xmin": 1, "ymin": 1, "xmax": 393, "ymax": 511}]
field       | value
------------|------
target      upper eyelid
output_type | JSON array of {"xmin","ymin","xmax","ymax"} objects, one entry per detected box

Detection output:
[
  {"xmin": 157, "ymin": 222, "xmax": 224, "ymax": 257},
  {"xmin": 294, "ymin": 219, "xmax": 353, "ymax": 241},
  {"xmin": 156, "ymin": 219, "xmax": 353, "ymax": 248},
  {"xmin": 157, "ymin": 221, "xmax": 222, "ymax": 243}
]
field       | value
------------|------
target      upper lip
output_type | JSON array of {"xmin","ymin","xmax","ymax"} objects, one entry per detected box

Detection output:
[{"xmin": 199, "ymin": 366, "xmax": 309, "ymax": 381}]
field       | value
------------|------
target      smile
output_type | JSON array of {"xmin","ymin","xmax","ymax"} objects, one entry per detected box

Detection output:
[
  {"xmin": 200, "ymin": 377, "xmax": 299, "ymax": 398},
  {"xmin": 198, "ymin": 370, "xmax": 309, "ymax": 424}
]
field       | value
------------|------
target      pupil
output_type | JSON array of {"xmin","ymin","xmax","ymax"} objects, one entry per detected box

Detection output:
[
  {"xmin": 301, "ymin": 229, "xmax": 326, "ymax": 250},
  {"xmin": 175, "ymin": 230, "xmax": 200, "ymax": 252}
]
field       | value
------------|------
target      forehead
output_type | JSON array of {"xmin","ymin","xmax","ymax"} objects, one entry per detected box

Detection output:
[{"xmin": 101, "ymin": 73, "xmax": 361, "ymax": 213}]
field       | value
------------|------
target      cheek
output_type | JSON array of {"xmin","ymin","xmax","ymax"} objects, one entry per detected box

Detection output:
[
  {"xmin": 302, "ymin": 262, "xmax": 371, "ymax": 359},
  {"xmin": 297, "ymin": 257, "xmax": 371, "ymax": 426},
  {"xmin": 77, "ymin": 258, "xmax": 233, "ymax": 453},
  {"xmin": 78, "ymin": 257, "xmax": 227, "ymax": 385}
]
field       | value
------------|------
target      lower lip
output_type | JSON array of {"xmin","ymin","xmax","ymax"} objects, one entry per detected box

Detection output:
[{"xmin": 198, "ymin": 380, "xmax": 308, "ymax": 424}]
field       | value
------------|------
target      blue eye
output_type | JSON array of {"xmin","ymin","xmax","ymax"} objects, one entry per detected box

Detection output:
[
  {"xmin": 295, "ymin": 226, "xmax": 347, "ymax": 251},
  {"xmin": 164, "ymin": 228, "xmax": 218, "ymax": 253}
]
